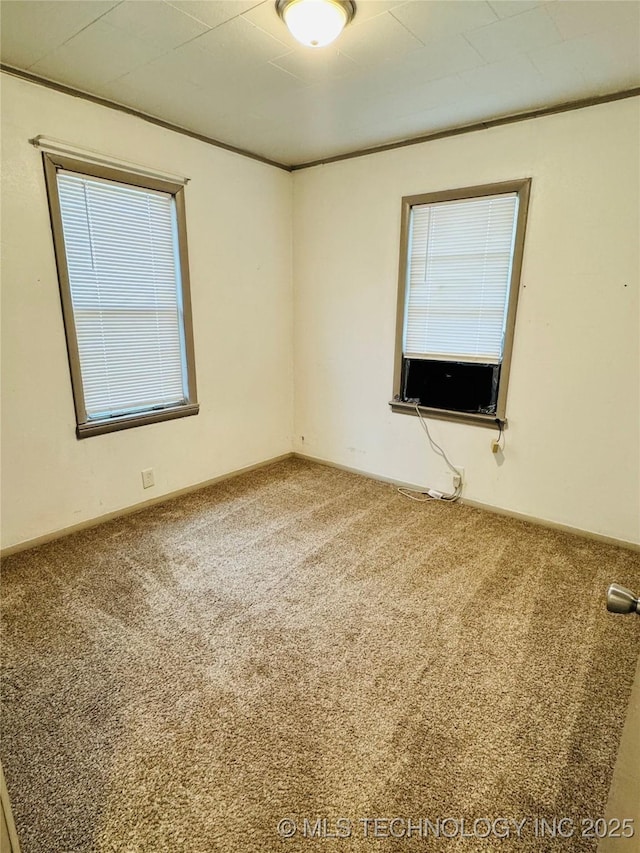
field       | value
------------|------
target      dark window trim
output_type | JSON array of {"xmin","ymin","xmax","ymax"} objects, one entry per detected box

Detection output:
[
  {"xmin": 76, "ymin": 404, "xmax": 200, "ymax": 438},
  {"xmin": 391, "ymin": 178, "xmax": 531, "ymax": 425},
  {"xmin": 42, "ymin": 152, "xmax": 199, "ymax": 438},
  {"xmin": 390, "ymin": 401, "xmax": 506, "ymax": 428}
]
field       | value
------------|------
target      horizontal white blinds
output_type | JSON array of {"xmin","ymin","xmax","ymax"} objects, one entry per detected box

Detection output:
[
  {"xmin": 404, "ymin": 193, "xmax": 518, "ymax": 363},
  {"xmin": 57, "ymin": 170, "xmax": 187, "ymax": 420}
]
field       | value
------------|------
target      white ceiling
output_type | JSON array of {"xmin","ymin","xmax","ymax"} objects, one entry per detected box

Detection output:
[{"xmin": 1, "ymin": 0, "xmax": 639, "ymax": 166}]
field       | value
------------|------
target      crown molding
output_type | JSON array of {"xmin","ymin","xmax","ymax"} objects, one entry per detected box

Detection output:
[{"xmin": 2, "ymin": 64, "xmax": 639, "ymax": 174}]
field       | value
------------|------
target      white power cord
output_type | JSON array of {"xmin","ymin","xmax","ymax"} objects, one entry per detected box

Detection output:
[{"xmin": 397, "ymin": 403, "xmax": 462, "ymax": 503}]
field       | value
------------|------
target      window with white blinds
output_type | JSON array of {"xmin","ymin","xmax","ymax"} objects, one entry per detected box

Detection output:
[
  {"xmin": 404, "ymin": 193, "xmax": 519, "ymax": 363},
  {"xmin": 44, "ymin": 154, "xmax": 198, "ymax": 437},
  {"xmin": 57, "ymin": 171, "xmax": 187, "ymax": 418},
  {"xmin": 392, "ymin": 179, "xmax": 530, "ymax": 424}
]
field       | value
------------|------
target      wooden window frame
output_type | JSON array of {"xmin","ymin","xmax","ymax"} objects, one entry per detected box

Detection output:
[
  {"xmin": 43, "ymin": 153, "xmax": 199, "ymax": 438},
  {"xmin": 391, "ymin": 178, "xmax": 531, "ymax": 426}
]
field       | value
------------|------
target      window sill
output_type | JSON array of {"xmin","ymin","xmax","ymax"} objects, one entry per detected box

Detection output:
[
  {"xmin": 389, "ymin": 400, "xmax": 505, "ymax": 428},
  {"xmin": 76, "ymin": 403, "xmax": 199, "ymax": 438}
]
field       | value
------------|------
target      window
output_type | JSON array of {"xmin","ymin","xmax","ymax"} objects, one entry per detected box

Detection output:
[
  {"xmin": 392, "ymin": 179, "xmax": 530, "ymax": 425},
  {"xmin": 43, "ymin": 154, "xmax": 198, "ymax": 438}
]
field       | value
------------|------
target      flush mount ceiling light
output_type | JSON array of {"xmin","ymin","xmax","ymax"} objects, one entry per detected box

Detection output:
[{"xmin": 276, "ymin": 0, "xmax": 356, "ymax": 48}]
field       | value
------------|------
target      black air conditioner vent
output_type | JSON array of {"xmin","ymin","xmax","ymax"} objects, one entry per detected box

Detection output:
[{"xmin": 402, "ymin": 359, "xmax": 500, "ymax": 414}]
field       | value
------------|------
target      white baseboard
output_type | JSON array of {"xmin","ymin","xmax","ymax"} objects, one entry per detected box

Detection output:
[
  {"xmin": 4, "ymin": 450, "xmax": 637, "ymax": 556},
  {"xmin": 1, "ymin": 452, "xmax": 294, "ymax": 558},
  {"xmin": 294, "ymin": 452, "xmax": 640, "ymax": 552}
]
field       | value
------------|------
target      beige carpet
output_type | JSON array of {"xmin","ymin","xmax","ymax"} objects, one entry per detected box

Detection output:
[{"xmin": 1, "ymin": 457, "xmax": 639, "ymax": 852}]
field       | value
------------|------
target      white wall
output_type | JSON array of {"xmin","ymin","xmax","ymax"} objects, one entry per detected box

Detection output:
[
  {"xmin": 1, "ymin": 74, "xmax": 293, "ymax": 550},
  {"xmin": 2, "ymin": 78, "xmax": 638, "ymax": 549},
  {"xmin": 293, "ymin": 98, "xmax": 640, "ymax": 545}
]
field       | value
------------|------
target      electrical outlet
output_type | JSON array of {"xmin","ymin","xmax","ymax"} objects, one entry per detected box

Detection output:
[
  {"xmin": 141, "ymin": 468, "xmax": 154, "ymax": 489},
  {"xmin": 452, "ymin": 467, "xmax": 464, "ymax": 490}
]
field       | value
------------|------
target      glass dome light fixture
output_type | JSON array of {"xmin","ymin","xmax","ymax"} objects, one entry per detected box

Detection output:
[{"xmin": 276, "ymin": 0, "xmax": 356, "ymax": 48}]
